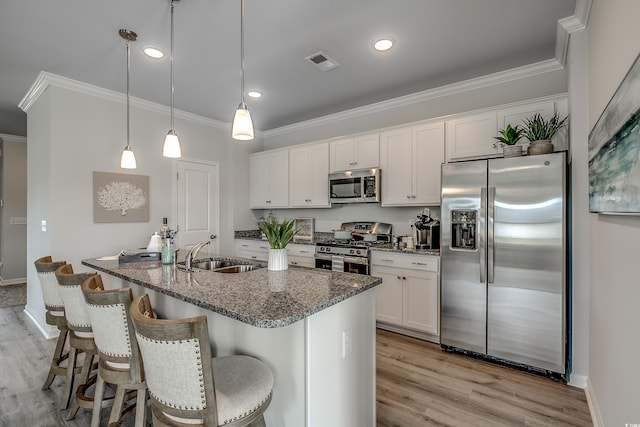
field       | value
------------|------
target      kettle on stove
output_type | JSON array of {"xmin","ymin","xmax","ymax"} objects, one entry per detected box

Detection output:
[{"xmin": 413, "ymin": 208, "xmax": 440, "ymax": 250}]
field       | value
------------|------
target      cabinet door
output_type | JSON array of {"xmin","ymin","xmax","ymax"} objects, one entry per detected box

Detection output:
[
  {"xmin": 289, "ymin": 146, "xmax": 311, "ymax": 207},
  {"xmin": 250, "ymin": 154, "xmax": 270, "ymax": 208},
  {"xmin": 371, "ymin": 266, "xmax": 403, "ymax": 326},
  {"xmin": 412, "ymin": 122, "xmax": 444, "ymax": 205},
  {"xmin": 353, "ymin": 133, "xmax": 380, "ymax": 169},
  {"xmin": 497, "ymin": 100, "xmax": 556, "ymax": 153},
  {"xmin": 267, "ymin": 151, "xmax": 289, "ymax": 207},
  {"xmin": 403, "ymin": 270, "xmax": 439, "ymax": 335},
  {"xmin": 235, "ymin": 240, "xmax": 269, "ymax": 261},
  {"xmin": 329, "ymin": 138, "xmax": 355, "ymax": 172},
  {"xmin": 380, "ymin": 127, "xmax": 413, "ymax": 206},
  {"xmin": 445, "ymin": 111, "xmax": 498, "ymax": 162},
  {"xmin": 307, "ymin": 143, "xmax": 330, "ymax": 206}
]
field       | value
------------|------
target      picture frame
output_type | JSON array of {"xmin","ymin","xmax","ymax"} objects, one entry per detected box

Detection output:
[
  {"xmin": 93, "ymin": 171, "xmax": 150, "ymax": 223},
  {"xmin": 588, "ymin": 52, "xmax": 640, "ymax": 215}
]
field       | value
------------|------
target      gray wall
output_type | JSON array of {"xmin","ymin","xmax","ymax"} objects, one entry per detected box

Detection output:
[
  {"xmin": 0, "ymin": 134, "xmax": 27, "ymax": 284},
  {"xmin": 586, "ymin": 0, "xmax": 640, "ymax": 425}
]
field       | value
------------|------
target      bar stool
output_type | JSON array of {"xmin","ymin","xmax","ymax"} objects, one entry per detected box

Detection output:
[
  {"xmin": 82, "ymin": 274, "xmax": 147, "ymax": 427},
  {"xmin": 55, "ymin": 264, "xmax": 112, "ymax": 420},
  {"xmin": 130, "ymin": 294, "xmax": 273, "ymax": 427},
  {"xmin": 34, "ymin": 255, "xmax": 75, "ymax": 408}
]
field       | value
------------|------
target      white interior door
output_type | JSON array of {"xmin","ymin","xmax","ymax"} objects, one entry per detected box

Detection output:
[{"xmin": 177, "ymin": 160, "xmax": 220, "ymax": 254}]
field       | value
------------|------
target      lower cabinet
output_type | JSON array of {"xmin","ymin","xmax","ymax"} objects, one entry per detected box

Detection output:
[
  {"xmin": 371, "ymin": 251, "xmax": 439, "ymax": 340},
  {"xmin": 235, "ymin": 240, "xmax": 315, "ymax": 267}
]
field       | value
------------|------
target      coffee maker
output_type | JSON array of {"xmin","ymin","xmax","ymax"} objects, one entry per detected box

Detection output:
[{"xmin": 413, "ymin": 208, "xmax": 440, "ymax": 250}]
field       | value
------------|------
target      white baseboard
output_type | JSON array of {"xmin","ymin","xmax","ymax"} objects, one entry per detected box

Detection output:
[
  {"xmin": 23, "ymin": 304, "xmax": 58, "ymax": 340},
  {"xmin": 568, "ymin": 373, "xmax": 588, "ymax": 389},
  {"xmin": 0, "ymin": 277, "xmax": 27, "ymax": 286},
  {"xmin": 585, "ymin": 377, "xmax": 604, "ymax": 427}
]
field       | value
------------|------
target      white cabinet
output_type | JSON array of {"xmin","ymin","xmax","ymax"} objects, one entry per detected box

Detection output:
[
  {"xmin": 380, "ymin": 122, "xmax": 444, "ymax": 206},
  {"xmin": 286, "ymin": 244, "xmax": 315, "ymax": 268},
  {"xmin": 329, "ymin": 133, "xmax": 379, "ymax": 172},
  {"xmin": 235, "ymin": 239, "xmax": 270, "ymax": 261},
  {"xmin": 289, "ymin": 142, "xmax": 330, "ymax": 208},
  {"xmin": 497, "ymin": 99, "xmax": 557, "ymax": 153},
  {"xmin": 371, "ymin": 252, "xmax": 439, "ymax": 337},
  {"xmin": 445, "ymin": 111, "xmax": 499, "ymax": 162},
  {"xmin": 250, "ymin": 150, "xmax": 289, "ymax": 209}
]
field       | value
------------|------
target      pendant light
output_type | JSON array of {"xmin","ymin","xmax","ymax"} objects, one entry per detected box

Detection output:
[
  {"xmin": 120, "ymin": 29, "xmax": 138, "ymax": 169},
  {"xmin": 163, "ymin": 0, "xmax": 182, "ymax": 158},
  {"xmin": 231, "ymin": 0, "xmax": 254, "ymax": 140}
]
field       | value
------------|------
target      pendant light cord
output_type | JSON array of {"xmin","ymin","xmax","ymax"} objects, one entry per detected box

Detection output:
[
  {"xmin": 240, "ymin": 0, "xmax": 246, "ymax": 105},
  {"xmin": 170, "ymin": 0, "xmax": 175, "ymax": 130},
  {"xmin": 126, "ymin": 39, "xmax": 131, "ymax": 149}
]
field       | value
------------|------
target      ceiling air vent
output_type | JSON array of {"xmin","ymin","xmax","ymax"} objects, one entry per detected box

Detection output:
[{"xmin": 305, "ymin": 51, "xmax": 340, "ymax": 72}]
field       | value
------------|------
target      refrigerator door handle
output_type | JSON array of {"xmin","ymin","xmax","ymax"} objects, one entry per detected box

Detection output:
[
  {"xmin": 487, "ymin": 186, "xmax": 496, "ymax": 284},
  {"xmin": 479, "ymin": 187, "xmax": 487, "ymax": 283}
]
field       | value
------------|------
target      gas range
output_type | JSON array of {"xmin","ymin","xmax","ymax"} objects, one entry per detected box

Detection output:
[{"xmin": 315, "ymin": 222, "xmax": 392, "ymax": 274}]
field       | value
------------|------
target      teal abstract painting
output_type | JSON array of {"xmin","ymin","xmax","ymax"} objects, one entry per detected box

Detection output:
[{"xmin": 589, "ymin": 53, "xmax": 640, "ymax": 214}]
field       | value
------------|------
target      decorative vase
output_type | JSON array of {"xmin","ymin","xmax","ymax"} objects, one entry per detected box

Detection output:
[
  {"xmin": 527, "ymin": 140, "xmax": 554, "ymax": 155},
  {"xmin": 268, "ymin": 248, "xmax": 288, "ymax": 271},
  {"xmin": 502, "ymin": 145, "xmax": 522, "ymax": 158}
]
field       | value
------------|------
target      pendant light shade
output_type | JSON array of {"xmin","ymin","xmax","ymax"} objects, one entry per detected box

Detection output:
[
  {"xmin": 231, "ymin": 0, "xmax": 254, "ymax": 141},
  {"xmin": 163, "ymin": 0, "xmax": 182, "ymax": 158},
  {"xmin": 120, "ymin": 29, "xmax": 138, "ymax": 169},
  {"xmin": 232, "ymin": 102, "xmax": 254, "ymax": 140}
]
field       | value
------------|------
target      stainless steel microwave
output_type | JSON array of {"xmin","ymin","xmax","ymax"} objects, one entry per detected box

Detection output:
[{"xmin": 329, "ymin": 168, "xmax": 380, "ymax": 203}]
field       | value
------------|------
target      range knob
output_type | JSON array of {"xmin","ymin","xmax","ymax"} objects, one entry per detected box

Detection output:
[{"xmin": 349, "ymin": 249, "xmax": 355, "ymax": 255}]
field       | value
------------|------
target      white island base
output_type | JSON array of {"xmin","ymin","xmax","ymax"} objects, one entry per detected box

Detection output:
[{"xmin": 118, "ymin": 279, "xmax": 376, "ymax": 427}]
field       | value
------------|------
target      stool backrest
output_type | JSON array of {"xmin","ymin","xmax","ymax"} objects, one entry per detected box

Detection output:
[
  {"xmin": 55, "ymin": 264, "xmax": 97, "ymax": 336},
  {"xmin": 34, "ymin": 256, "xmax": 67, "ymax": 312},
  {"xmin": 82, "ymin": 274, "xmax": 143, "ymax": 382},
  {"xmin": 130, "ymin": 294, "xmax": 218, "ymax": 426}
]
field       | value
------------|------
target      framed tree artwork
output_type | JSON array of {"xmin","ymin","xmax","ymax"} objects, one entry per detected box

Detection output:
[{"xmin": 93, "ymin": 171, "xmax": 150, "ymax": 222}]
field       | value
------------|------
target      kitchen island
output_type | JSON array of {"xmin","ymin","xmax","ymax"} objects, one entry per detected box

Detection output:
[{"xmin": 82, "ymin": 257, "xmax": 381, "ymax": 427}]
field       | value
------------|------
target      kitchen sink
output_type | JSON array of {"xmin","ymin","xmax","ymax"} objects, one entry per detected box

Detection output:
[{"xmin": 178, "ymin": 258, "xmax": 262, "ymax": 273}]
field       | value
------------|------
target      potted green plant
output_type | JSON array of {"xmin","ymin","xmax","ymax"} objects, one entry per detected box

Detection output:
[
  {"xmin": 522, "ymin": 112, "xmax": 568, "ymax": 155},
  {"xmin": 257, "ymin": 217, "xmax": 299, "ymax": 271},
  {"xmin": 493, "ymin": 124, "xmax": 524, "ymax": 157}
]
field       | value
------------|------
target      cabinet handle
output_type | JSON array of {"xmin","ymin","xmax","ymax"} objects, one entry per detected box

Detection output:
[
  {"xmin": 411, "ymin": 195, "xmax": 416, "ymax": 199},
  {"xmin": 406, "ymin": 195, "xmax": 411, "ymax": 199},
  {"xmin": 403, "ymin": 277, "xmax": 407, "ymax": 280},
  {"xmin": 381, "ymin": 258, "xmax": 394, "ymax": 262},
  {"xmin": 241, "ymin": 244, "xmax": 249, "ymax": 248},
  {"xmin": 300, "ymin": 250, "xmax": 310, "ymax": 254},
  {"xmin": 291, "ymin": 261, "xmax": 298, "ymax": 265},
  {"xmin": 397, "ymin": 276, "xmax": 402, "ymax": 280},
  {"xmin": 412, "ymin": 262, "xmax": 427, "ymax": 266},
  {"xmin": 251, "ymin": 256, "xmax": 257, "ymax": 259}
]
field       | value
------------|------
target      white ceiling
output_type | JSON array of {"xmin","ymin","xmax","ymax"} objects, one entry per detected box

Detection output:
[{"xmin": 0, "ymin": 0, "xmax": 577, "ymax": 137}]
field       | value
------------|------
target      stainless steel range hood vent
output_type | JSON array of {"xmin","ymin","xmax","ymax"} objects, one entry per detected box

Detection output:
[{"xmin": 305, "ymin": 51, "xmax": 340, "ymax": 71}]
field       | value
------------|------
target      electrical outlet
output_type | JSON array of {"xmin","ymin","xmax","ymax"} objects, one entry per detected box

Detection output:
[
  {"xmin": 342, "ymin": 328, "xmax": 352, "ymax": 359},
  {"xmin": 41, "ymin": 220, "xmax": 47, "ymax": 232}
]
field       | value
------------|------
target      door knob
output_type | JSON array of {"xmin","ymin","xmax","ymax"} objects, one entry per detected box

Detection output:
[{"xmin": 210, "ymin": 234, "xmax": 217, "ymax": 240}]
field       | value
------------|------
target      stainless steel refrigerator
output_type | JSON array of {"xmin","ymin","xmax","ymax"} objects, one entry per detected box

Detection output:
[{"xmin": 440, "ymin": 152, "xmax": 566, "ymax": 375}]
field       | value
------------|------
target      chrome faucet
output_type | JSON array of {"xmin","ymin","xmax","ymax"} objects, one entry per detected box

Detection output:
[{"xmin": 185, "ymin": 240, "xmax": 210, "ymax": 270}]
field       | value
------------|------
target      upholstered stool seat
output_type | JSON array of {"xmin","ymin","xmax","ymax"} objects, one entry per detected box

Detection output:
[
  {"xmin": 82, "ymin": 274, "xmax": 147, "ymax": 427},
  {"xmin": 130, "ymin": 294, "xmax": 273, "ymax": 427},
  {"xmin": 34, "ymin": 255, "xmax": 75, "ymax": 408},
  {"xmin": 56, "ymin": 264, "xmax": 114, "ymax": 421}
]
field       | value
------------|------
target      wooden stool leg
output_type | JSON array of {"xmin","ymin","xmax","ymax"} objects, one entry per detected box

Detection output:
[
  {"xmin": 67, "ymin": 354, "xmax": 95, "ymax": 420},
  {"xmin": 108, "ymin": 385, "xmax": 127, "ymax": 425},
  {"xmin": 91, "ymin": 372, "xmax": 106, "ymax": 427},
  {"xmin": 60, "ymin": 345, "xmax": 77, "ymax": 410},
  {"xmin": 42, "ymin": 328, "xmax": 68, "ymax": 390},
  {"xmin": 133, "ymin": 388, "xmax": 147, "ymax": 427}
]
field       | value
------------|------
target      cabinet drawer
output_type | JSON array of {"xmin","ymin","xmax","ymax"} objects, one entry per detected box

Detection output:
[
  {"xmin": 287, "ymin": 244, "xmax": 315, "ymax": 258},
  {"xmin": 371, "ymin": 252, "xmax": 439, "ymax": 272}
]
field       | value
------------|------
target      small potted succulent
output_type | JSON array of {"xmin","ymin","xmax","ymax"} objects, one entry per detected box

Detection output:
[
  {"xmin": 257, "ymin": 217, "xmax": 299, "ymax": 271},
  {"xmin": 522, "ymin": 112, "xmax": 568, "ymax": 155},
  {"xmin": 493, "ymin": 124, "xmax": 524, "ymax": 157}
]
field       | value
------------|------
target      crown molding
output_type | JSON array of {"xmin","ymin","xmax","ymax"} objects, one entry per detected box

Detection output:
[
  {"xmin": 18, "ymin": 71, "xmax": 231, "ymax": 132},
  {"xmin": 264, "ymin": 58, "xmax": 564, "ymax": 138},
  {"xmin": 0, "ymin": 133, "xmax": 27, "ymax": 144},
  {"xmin": 555, "ymin": 1, "xmax": 591, "ymax": 67}
]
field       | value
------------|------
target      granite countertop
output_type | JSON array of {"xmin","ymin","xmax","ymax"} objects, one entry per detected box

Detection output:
[
  {"xmin": 235, "ymin": 229, "xmax": 332, "ymax": 245},
  {"xmin": 371, "ymin": 245, "xmax": 440, "ymax": 257},
  {"xmin": 82, "ymin": 257, "xmax": 381, "ymax": 329}
]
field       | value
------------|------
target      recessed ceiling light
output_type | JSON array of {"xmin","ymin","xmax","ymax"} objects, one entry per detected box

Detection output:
[
  {"xmin": 248, "ymin": 91, "xmax": 262, "ymax": 98},
  {"xmin": 373, "ymin": 38, "xmax": 395, "ymax": 52},
  {"xmin": 143, "ymin": 47, "xmax": 164, "ymax": 59}
]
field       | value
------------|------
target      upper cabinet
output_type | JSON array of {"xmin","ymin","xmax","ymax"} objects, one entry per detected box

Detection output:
[
  {"xmin": 289, "ymin": 142, "xmax": 330, "ymax": 208},
  {"xmin": 445, "ymin": 111, "xmax": 498, "ymax": 163},
  {"xmin": 329, "ymin": 133, "xmax": 380, "ymax": 172},
  {"xmin": 380, "ymin": 121, "xmax": 444, "ymax": 206},
  {"xmin": 249, "ymin": 150, "xmax": 289, "ymax": 209},
  {"xmin": 445, "ymin": 95, "xmax": 568, "ymax": 163}
]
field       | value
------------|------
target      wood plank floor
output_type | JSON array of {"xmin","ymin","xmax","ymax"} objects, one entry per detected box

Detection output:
[
  {"xmin": 376, "ymin": 329, "xmax": 592, "ymax": 427},
  {"xmin": 0, "ymin": 305, "xmax": 591, "ymax": 426}
]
